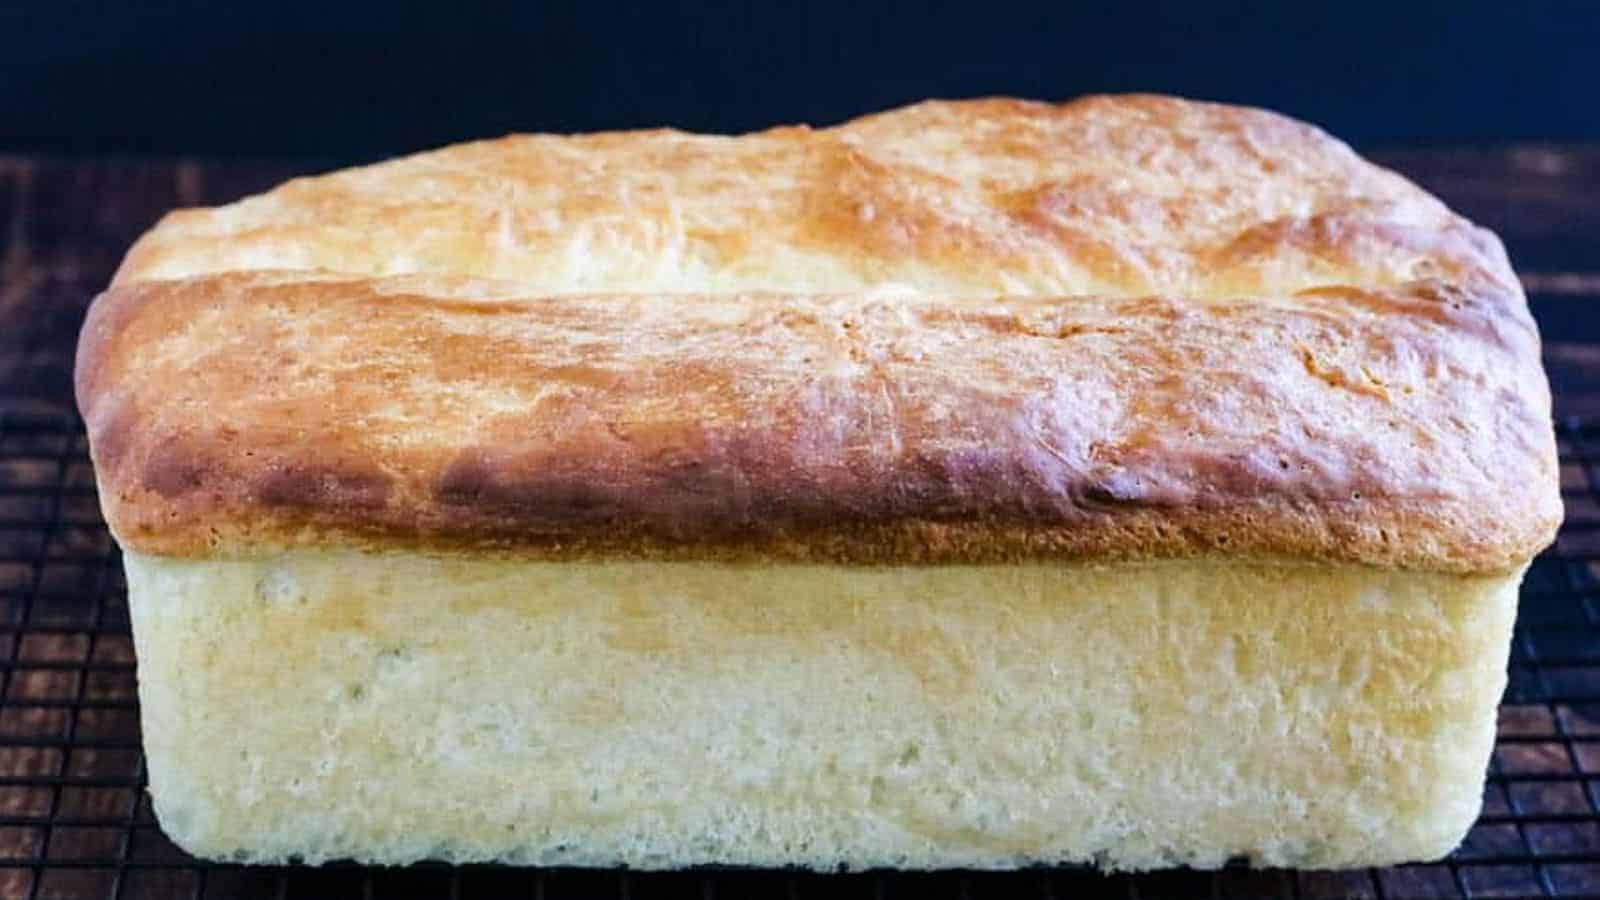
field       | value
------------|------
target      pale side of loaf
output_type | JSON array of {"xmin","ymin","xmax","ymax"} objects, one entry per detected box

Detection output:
[
  {"xmin": 77, "ymin": 95, "xmax": 1562, "ymax": 870},
  {"xmin": 129, "ymin": 552, "xmax": 1518, "ymax": 870}
]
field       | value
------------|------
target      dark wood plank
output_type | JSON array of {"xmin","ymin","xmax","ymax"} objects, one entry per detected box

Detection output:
[
  {"xmin": 1523, "ymin": 273, "xmax": 1600, "ymax": 295},
  {"xmin": 24, "ymin": 158, "xmax": 179, "ymax": 242},
  {"xmin": 178, "ymin": 158, "xmax": 308, "ymax": 209},
  {"xmin": 0, "ymin": 159, "xmax": 22, "ymax": 266},
  {"xmin": 19, "ymin": 157, "xmax": 182, "ymax": 282},
  {"xmin": 1545, "ymin": 342, "xmax": 1600, "ymax": 421},
  {"xmin": 0, "ymin": 158, "xmax": 180, "ymax": 415},
  {"xmin": 1369, "ymin": 144, "xmax": 1600, "ymax": 274}
]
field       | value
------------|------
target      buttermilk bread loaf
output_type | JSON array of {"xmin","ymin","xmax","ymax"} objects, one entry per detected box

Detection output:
[{"xmin": 76, "ymin": 96, "xmax": 1560, "ymax": 870}]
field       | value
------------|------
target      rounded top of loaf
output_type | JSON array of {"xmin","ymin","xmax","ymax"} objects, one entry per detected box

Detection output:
[
  {"xmin": 116, "ymin": 95, "xmax": 1503, "ymax": 301},
  {"xmin": 79, "ymin": 95, "xmax": 1561, "ymax": 573}
]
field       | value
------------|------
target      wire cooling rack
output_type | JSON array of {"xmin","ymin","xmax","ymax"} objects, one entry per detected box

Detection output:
[
  {"xmin": 0, "ymin": 414, "xmax": 1595, "ymax": 900},
  {"xmin": 2, "ymin": 152, "xmax": 1599, "ymax": 898}
]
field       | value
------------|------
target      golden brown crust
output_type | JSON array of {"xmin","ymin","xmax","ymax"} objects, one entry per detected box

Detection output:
[{"xmin": 77, "ymin": 96, "xmax": 1561, "ymax": 572}]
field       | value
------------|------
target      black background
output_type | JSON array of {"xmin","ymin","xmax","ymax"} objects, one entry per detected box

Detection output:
[{"xmin": 3, "ymin": 0, "xmax": 1598, "ymax": 161}]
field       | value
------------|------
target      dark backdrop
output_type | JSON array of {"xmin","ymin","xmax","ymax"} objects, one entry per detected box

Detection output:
[{"xmin": 3, "ymin": 0, "xmax": 1597, "ymax": 161}]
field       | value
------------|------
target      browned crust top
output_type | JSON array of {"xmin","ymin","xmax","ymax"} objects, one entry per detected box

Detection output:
[{"xmin": 77, "ymin": 96, "xmax": 1561, "ymax": 572}]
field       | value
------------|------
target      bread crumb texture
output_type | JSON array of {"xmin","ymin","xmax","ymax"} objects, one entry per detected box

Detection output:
[{"xmin": 129, "ymin": 552, "xmax": 1516, "ymax": 870}]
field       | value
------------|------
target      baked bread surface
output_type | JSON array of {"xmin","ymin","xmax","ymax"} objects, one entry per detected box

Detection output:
[
  {"xmin": 127, "ymin": 553, "xmax": 1519, "ymax": 869},
  {"xmin": 75, "ymin": 96, "xmax": 1559, "ymax": 572}
]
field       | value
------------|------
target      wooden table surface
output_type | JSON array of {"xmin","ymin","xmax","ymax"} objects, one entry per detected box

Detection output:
[{"xmin": 2, "ymin": 146, "xmax": 1599, "ymax": 419}]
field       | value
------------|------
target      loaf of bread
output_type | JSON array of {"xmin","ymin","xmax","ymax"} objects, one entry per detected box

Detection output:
[{"xmin": 76, "ymin": 95, "xmax": 1561, "ymax": 870}]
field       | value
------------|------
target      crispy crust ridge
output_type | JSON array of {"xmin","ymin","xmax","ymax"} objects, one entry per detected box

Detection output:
[
  {"xmin": 78, "ymin": 271, "xmax": 1556, "ymax": 572},
  {"xmin": 77, "ymin": 96, "xmax": 1561, "ymax": 571}
]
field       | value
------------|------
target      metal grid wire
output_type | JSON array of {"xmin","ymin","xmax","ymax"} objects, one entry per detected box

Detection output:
[{"xmin": 0, "ymin": 408, "xmax": 1591, "ymax": 899}]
